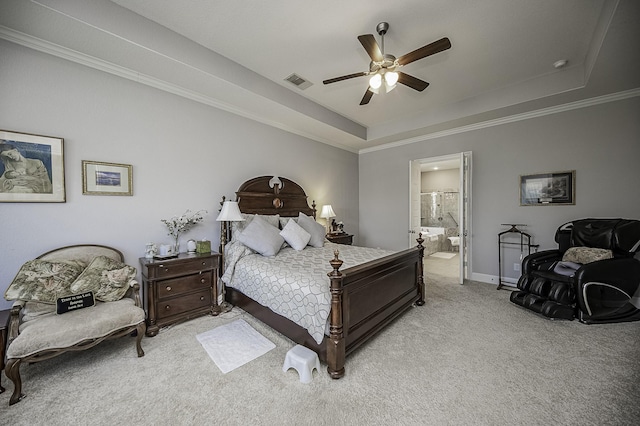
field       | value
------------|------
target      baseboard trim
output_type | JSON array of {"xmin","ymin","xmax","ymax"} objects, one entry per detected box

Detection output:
[{"xmin": 471, "ymin": 272, "xmax": 518, "ymax": 287}]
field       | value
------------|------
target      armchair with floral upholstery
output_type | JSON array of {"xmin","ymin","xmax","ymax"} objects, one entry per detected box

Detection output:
[{"xmin": 3, "ymin": 244, "xmax": 146, "ymax": 405}]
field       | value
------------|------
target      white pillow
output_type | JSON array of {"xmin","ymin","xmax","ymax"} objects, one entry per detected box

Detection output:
[
  {"xmin": 280, "ymin": 218, "xmax": 311, "ymax": 251},
  {"xmin": 237, "ymin": 215, "xmax": 284, "ymax": 257},
  {"xmin": 298, "ymin": 212, "xmax": 326, "ymax": 248}
]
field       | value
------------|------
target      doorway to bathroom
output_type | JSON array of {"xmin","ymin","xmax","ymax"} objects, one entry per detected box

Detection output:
[{"xmin": 409, "ymin": 152, "xmax": 472, "ymax": 284}]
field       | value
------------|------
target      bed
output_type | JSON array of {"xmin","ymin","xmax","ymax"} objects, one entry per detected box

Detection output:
[{"xmin": 221, "ymin": 176, "xmax": 425, "ymax": 378}]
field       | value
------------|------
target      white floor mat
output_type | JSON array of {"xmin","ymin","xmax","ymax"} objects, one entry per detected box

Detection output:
[
  {"xmin": 430, "ymin": 252, "xmax": 457, "ymax": 259},
  {"xmin": 196, "ymin": 319, "xmax": 275, "ymax": 374}
]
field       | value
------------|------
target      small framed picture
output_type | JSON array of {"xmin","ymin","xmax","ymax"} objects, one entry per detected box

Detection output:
[
  {"xmin": 0, "ymin": 129, "xmax": 66, "ymax": 203},
  {"xmin": 82, "ymin": 160, "xmax": 133, "ymax": 196},
  {"xmin": 520, "ymin": 170, "xmax": 575, "ymax": 206}
]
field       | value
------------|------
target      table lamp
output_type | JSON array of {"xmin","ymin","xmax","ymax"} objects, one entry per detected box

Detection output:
[{"xmin": 320, "ymin": 204, "xmax": 336, "ymax": 235}]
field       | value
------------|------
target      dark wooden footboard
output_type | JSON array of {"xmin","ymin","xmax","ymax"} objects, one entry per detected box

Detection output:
[{"xmin": 226, "ymin": 236, "xmax": 425, "ymax": 378}]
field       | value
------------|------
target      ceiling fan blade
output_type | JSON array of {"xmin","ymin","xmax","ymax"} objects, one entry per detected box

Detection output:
[
  {"xmin": 358, "ymin": 34, "xmax": 383, "ymax": 62},
  {"xmin": 398, "ymin": 72, "xmax": 429, "ymax": 91},
  {"xmin": 323, "ymin": 72, "xmax": 368, "ymax": 85},
  {"xmin": 397, "ymin": 37, "xmax": 451, "ymax": 66},
  {"xmin": 360, "ymin": 89, "xmax": 374, "ymax": 105}
]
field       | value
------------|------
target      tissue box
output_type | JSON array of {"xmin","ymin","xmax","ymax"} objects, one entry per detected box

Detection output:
[{"xmin": 196, "ymin": 240, "xmax": 211, "ymax": 254}]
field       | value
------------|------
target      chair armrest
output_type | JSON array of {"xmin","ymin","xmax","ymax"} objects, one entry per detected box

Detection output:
[
  {"xmin": 128, "ymin": 279, "xmax": 142, "ymax": 308},
  {"xmin": 8, "ymin": 300, "xmax": 25, "ymax": 344},
  {"xmin": 523, "ymin": 250, "xmax": 562, "ymax": 274},
  {"xmin": 575, "ymin": 258, "xmax": 640, "ymax": 296}
]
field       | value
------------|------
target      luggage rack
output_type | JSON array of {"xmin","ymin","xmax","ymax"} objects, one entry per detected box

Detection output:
[{"xmin": 498, "ymin": 224, "xmax": 539, "ymax": 290}]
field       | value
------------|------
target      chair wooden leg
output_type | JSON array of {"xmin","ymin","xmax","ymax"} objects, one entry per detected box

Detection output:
[
  {"xmin": 5, "ymin": 358, "xmax": 25, "ymax": 405},
  {"xmin": 135, "ymin": 322, "xmax": 145, "ymax": 357}
]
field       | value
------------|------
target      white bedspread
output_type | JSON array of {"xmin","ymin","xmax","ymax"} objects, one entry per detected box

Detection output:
[{"xmin": 221, "ymin": 241, "xmax": 394, "ymax": 344}]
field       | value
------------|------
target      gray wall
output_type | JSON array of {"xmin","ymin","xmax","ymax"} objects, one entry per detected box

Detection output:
[
  {"xmin": 359, "ymin": 96, "xmax": 640, "ymax": 283},
  {"xmin": 0, "ymin": 40, "xmax": 359, "ymax": 309}
]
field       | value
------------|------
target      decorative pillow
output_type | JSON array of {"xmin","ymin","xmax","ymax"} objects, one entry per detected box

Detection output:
[
  {"xmin": 4, "ymin": 260, "xmax": 85, "ymax": 304},
  {"xmin": 280, "ymin": 218, "xmax": 311, "ymax": 251},
  {"xmin": 298, "ymin": 212, "xmax": 326, "ymax": 248},
  {"xmin": 562, "ymin": 247, "xmax": 613, "ymax": 264},
  {"xmin": 237, "ymin": 215, "xmax": 284, "ymax": 256},
  {"xmin": 70, "ymin": 255, "xmax": 137, "ymax": 302},
  {"xmin": 279, "ymin": 216, "xmax": 298, "ymax": 229},
  {"xmin": 231, "ymin": 213, "xmax": 279, "ymax": 242}
]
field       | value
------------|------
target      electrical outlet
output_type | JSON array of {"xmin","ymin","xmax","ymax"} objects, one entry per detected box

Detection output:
[{"xmin": 514, "ymin": 263, "xmax": 521, "ymax": 272}]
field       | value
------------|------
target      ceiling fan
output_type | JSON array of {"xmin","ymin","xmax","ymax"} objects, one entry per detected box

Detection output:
[{"xmin": 323, "ymin": 22, "xmax": 451, "ymax": 105}]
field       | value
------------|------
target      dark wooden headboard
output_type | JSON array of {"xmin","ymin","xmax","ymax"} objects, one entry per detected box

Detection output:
[{"xmin": 235, "ymin": 176, "xmax": 316, "ymax": 219}]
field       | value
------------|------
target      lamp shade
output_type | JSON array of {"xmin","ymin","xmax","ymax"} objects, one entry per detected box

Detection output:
[
  {"xmin": 369, "ymin": 73, "xmax": 382, "ymax": 90},
  {"xmin": 384, "ymin": 71, "xmax": 399, "ymax": 86},
  {"xmin": 320, "ymin": 204, "xmax": 336, "ymax": 219},
  {"xmin": 216, "ymin": 201, "xmax": 245, "ymax": 222}
]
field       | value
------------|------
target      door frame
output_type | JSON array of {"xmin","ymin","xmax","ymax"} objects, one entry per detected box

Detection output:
[{"xmin": 409, "ymin": 152, "xmax": 472, "ymax": 284}]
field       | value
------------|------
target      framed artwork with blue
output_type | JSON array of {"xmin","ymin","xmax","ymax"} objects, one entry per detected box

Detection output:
[
  {"xmin": 82, "ymin": 160, "xmax": 133, "ymax": 196},
  {"xmin": 0, "ymin": 129, "xmax": 65, "ymax": 203}
]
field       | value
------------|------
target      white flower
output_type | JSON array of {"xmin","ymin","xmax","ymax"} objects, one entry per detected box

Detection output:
[{"xmin": 161, "ymin": 209, "xmax": 207, "ymax": 239}]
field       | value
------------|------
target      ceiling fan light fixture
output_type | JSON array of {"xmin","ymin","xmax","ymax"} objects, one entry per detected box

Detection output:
[
  {"xmin": 384, "ymin": 71, "xmax": 399, "ymax": 86},
  {"xmin": 369, "ymin": 73, "xmax": 382, "ymax": 90}
]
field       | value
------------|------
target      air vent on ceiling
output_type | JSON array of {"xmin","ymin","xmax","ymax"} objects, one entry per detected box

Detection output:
[{"xmin": 284, "ymin": 73, "xmax": 313, "ymax": 90}]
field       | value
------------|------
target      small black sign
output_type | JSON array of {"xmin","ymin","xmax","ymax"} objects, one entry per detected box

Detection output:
[{"xmin": 56, "ymin": 292, "xmax": 95, "ymax": 314}]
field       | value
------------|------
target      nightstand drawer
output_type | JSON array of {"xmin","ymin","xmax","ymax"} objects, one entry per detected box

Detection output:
[
  {"xmin": 156, "ymin": 289, "xmax": 212, "ymax": 320},
  {"xmin": 157, "ymin": 271, "xmax": 212, "ymax": 300},
  {"xmin": 154, "ymin": 258, "xmax": 216, "ymax": 278}
]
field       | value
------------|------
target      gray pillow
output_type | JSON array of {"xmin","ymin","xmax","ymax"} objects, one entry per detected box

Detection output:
[
  {"xmin": 238, "ymin": 215, "xmax": 284, "ymax": 256},
  {"xmin": 298, "ymin": 212, "xmax": 326, "ymax": 248},
  {"xmin": 280, "ymin": 218, "xmax": 311, "ymax": 251},
  {"xmin": 231, "ymin": 213, "xmax": 279, "ymax": 242}
]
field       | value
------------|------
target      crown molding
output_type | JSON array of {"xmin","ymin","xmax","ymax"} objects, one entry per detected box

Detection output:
[{"xmin": 359, "ymin": 87, "xmax": 640, "ymax": 154}]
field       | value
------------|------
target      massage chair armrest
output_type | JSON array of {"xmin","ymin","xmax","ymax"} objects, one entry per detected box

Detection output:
[
  {"xmin": 522, "ymin": 250, "xmax": 562, "ymax": 274},
  {"xmin": 575, "ymin": 258, "xmax": 640, "ymax": 297}
]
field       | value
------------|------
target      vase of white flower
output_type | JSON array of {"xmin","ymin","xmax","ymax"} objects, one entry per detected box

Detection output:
[{"xmin": 161, "ymin": 209, "xmax": 207, "ymax": 254}]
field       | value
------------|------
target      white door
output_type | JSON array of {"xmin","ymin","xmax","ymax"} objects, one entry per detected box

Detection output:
[
  {"xmin": 458, "ymin": 152, "xmax": 472, "ymax": 284},
  {"xmin": 409, "ymin": 159, "xmax": 422, "ymax": 247}
]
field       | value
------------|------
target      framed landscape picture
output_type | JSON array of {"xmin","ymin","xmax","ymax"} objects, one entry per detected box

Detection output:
[
  {"xmin": 520, "ymin": 170, "xmax": 575, "ymax": 206},
  {"xmin": 82, "ymin": 160, "xmax": 133, "ymax": 196},
  {"xmin": 0, "ymin": 129, "xmax": 66, "ymax": 203}
]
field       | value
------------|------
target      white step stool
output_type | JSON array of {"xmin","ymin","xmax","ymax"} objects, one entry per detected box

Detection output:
[{"xmin": 282, "ymin": 345, "xmax": 321, "ymax": 383}]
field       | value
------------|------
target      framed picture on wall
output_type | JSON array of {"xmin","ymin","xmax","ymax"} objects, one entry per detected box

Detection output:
[
  {"xmin": 0, "ymin": 129, "xmax": 66, "ymax": 203},
  {"xmin": 520, "ymin": 170, "xmax": 575, "ymax": 206},
  {"xmin": 82, "ymin": 160, "xmax": 133, "ymax": 196}
]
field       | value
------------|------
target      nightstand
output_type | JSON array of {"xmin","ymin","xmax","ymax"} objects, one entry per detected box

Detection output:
[
  {"xmin": 326, "ymin": 233, "xmax": 353, "ymax": 245},
  {"xmin": 139, "ymin": 252, "xmax": 220, "ymax": 337}
]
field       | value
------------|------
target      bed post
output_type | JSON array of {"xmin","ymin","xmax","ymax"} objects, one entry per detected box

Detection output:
[
  {"xmin": 416, "ymin": 233, "xmax": 426, "ymax": 306},
  {"xmin": 327, "ymin": 250, "xmax": 346, "ymax": 379}
]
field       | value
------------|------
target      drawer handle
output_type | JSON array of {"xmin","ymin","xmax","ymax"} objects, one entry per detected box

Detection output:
[
  {"xmin": 202, "ymin": 261, "xmax": 206, "ymax": 266},
  {"xmin": 164, "ymin": 268, "xmax": 170, "ymax": 273},
  {"xmin": 200, "ymin": 296, "xmax": 205, "ymax": 301},
  {"xmin": 200, "ymin": 278, "xmax": 206, "ymax": 283},
  {"xmin": 165, "ymin": 305, "xmax": 171, "ymax": 311},
  {"xmin": 166, "ymin": 286, "xmax": 172, "ymax": 292}
]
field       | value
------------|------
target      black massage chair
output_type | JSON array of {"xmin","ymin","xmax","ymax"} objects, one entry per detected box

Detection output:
[{"xmin": 510, "ymin": 218, "xmax": 640, "ymax": 323}]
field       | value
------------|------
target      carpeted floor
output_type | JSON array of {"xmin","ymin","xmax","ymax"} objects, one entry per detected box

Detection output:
[{"xmin": 1, "ymin": 256, "xmax": 638, "ymax": 425}]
